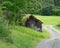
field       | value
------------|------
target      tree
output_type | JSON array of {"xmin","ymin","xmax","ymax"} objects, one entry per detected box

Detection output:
[
  {"xmin": 2, "ymin": 0, "xmax": 26, "ymax": 24},
  {"xmin": 54, "ymin": 0, "xmax": 60, "ymax": 6},
  {"xmin": 40, "ymin": 6, "xmax": 53, "ymax": 15}
]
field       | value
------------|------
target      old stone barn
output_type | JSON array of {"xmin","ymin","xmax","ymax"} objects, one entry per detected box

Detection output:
[{"xmin": 21, "ymin": 14, "xmax": 43, "ymax": 32}]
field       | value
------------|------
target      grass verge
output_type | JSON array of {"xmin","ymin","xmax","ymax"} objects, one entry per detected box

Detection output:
[
  {"xmin": 0, "ymin": 25, "xmax": 50, "ymax": 48},
  {"xmin": 10, "ymin": 25, "xmax": 50, "ymax": 48}
]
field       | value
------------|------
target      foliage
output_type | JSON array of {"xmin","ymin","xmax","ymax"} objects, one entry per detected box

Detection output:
[
  {"xmin": 2, "ymin": 0, "xmax": 26, "ymax": 24},
  {"xmin": 1, "ymin": 0, "xmax": 60, "ymax": 16},
  {"xmin": 54, "ymin": 0, "xmax": 60, "ymax": 6},
  {"xmin": 24, "ymin": 0, "xmax": 60, "ymax": 15},
  {"xmin": 52, "ymin": 8, "xmax": 60, "ymax": 16},
  {"xmin": 0, "ymin": 7, "xmax": 2, "ymax": 16},
  {"xmin": 0, "ymin": 17, "xmax": 8, "ymax": 38},
  {"xmin": 25, "ymin": 0, "xmax": 41, "ymax": 14},
  {"xmin": 2, "ymin": 1, "xmax": 14, "ymax": 11},
  {"xmin": 0, "ymin": 17, "xmax": 13, "ymax": 43},
  {"xmin": 40, "ymin": 6, "xmax": 53, "ymax": 15}
]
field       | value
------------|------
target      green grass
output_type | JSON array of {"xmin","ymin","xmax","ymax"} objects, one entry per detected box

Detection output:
[
  {"xmin": 35, "ymin": 15, "xmax": 60, "ymax": 30},
  {"xmin": 10, "ymin": 26, "xmax": 50, "ymax": 48},
  {"xmin": 55, "ymin": 26, "xmax": 60, "ymax": 30},
  {"xmin": 0, "ymin": 40, "xmax": 17, "ymax": 48},
  {"xmin": 35, "ymin": 15, "xmax": 60, "ymax": 25},
  {"xmin": 0, "ymin": 15, "xmax": 60, "ymax": 48},
  {"xmin": 0, "ymin": 25, "xmax": 50, "ymax": 48}
]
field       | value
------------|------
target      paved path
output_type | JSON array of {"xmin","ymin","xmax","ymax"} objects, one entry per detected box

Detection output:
[{"xmin": 36, "ymin": 25, "xmax": 60, "ymax": 48}]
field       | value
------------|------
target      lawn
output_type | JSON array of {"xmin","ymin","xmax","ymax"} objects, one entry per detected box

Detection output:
[
  {"xmin": 35, "ymin": 15, "xmax": 60, "ymax": 30},
  {"xmin": 35, "ymin": 15, "xmax": 60, "ymax": 25},
  {"xmin": 0, "ymin": 25, "xmax": 50, "ymax": 48}
]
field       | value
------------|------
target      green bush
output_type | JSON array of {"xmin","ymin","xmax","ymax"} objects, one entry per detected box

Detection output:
[
  {"xmin": 0, "ymin": 17, "xmax": 13, "ymax": 43},
  {"xmin": 52, "ymin": 9, "xmax": 60, "ymax": 16},
  {"xmin": 0, "ymin": 18, "xmax": 8, "ymax": 37},
  {"xmin": 40, "ymin": 6, "xmax": 53, "ymax": 16}
]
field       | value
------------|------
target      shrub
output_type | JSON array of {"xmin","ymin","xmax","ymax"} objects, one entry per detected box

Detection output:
[
  {"xmin": 52, "ymin": 8, "xmax": 60, "ymax": 16},
  {"xmin": 0, "ymin": 17, "xmax": 13, "ymax": 43},
  {"xmin": 40, "ymin": 6, "xmax": 53, "ymax": 16}
]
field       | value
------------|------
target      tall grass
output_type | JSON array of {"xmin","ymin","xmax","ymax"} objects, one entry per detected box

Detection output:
[
  {"xmin": 0, "ymin": 17, "xmax": 13, "ymax": 43},
  {"xmin": 9, "ymin": 25, "xmax": 50, "ymax": 48}
]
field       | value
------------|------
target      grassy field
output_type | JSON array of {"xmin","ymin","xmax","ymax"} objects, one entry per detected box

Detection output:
[
  {"xmin": 0, "ymin": 25, "xmax": 50, "ymax": 48},
  {"xmin": 35, "ymin": 15, "xmax": 60, "ymax": 30},
  {"xmin": 55, "ymin": 26, "xmax": 60, "ymax": 30},
  {"xmin": 35, "ymin": 15, "xmax": 60, "ymax": 25}
]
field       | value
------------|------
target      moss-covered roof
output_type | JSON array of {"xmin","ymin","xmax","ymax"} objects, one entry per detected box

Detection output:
[
  {"xmin": 20, "ymin": 14, "xmax": 32, "ymax": 25},
  {"xmin": 20, "ymin": 14, "xmax": 43, "ymax": 25}
]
